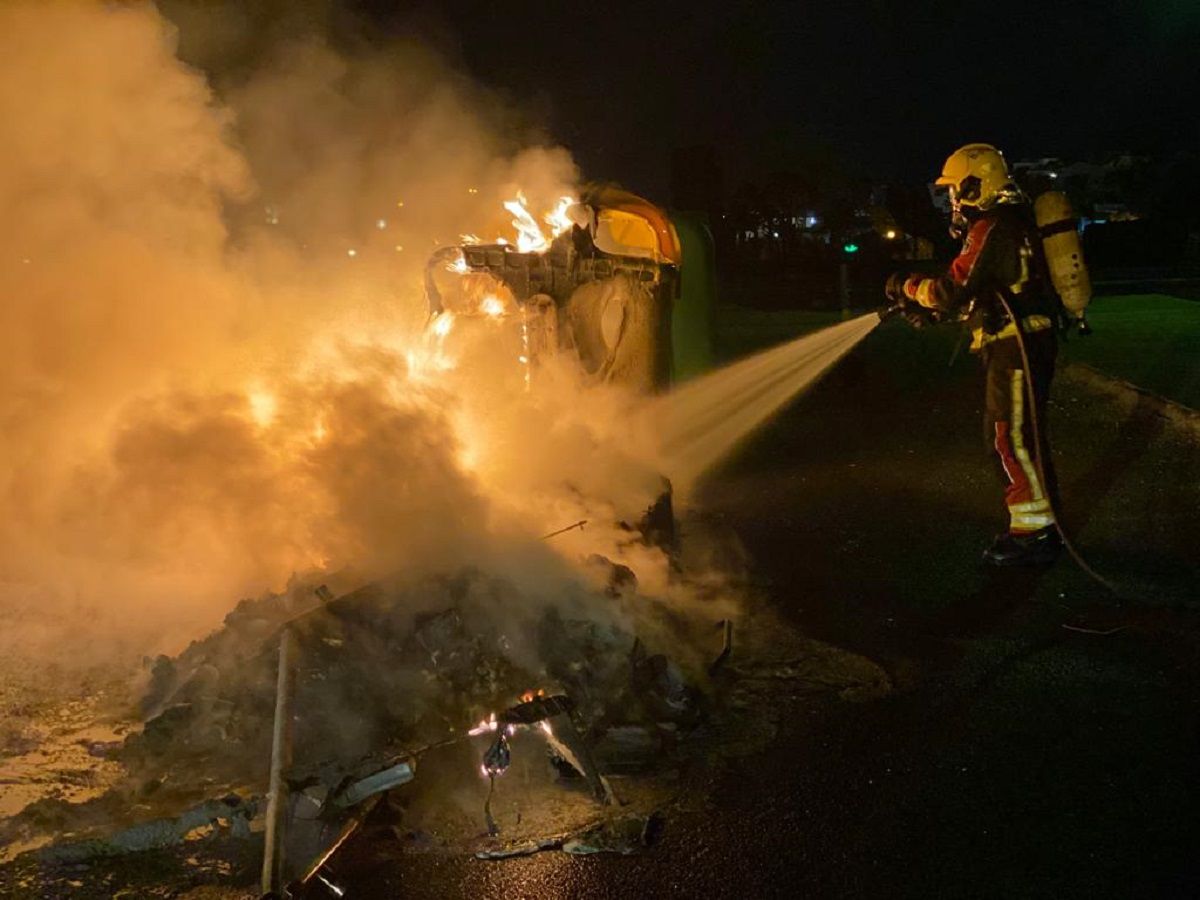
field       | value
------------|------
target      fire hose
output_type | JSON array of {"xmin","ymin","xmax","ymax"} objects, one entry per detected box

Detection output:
[
  {"xmin": 879, "ymin": 296, "xmax": 1119, "ymax": 595},
  {"xmin": 992, "ymin": 293, "xmax": 1119, "ymax": 595}
]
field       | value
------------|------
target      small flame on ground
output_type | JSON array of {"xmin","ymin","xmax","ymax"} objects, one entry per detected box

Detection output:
[{"xmin": 469, "ymin": 712, "xmax": 497, "ymax": 736}]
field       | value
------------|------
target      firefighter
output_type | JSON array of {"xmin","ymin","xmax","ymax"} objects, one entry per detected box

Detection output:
[{"xmin": 885, "ymin": 143, "xmax": 1061, "ymax": 566}]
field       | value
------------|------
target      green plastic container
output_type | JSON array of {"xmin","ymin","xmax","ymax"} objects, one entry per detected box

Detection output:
[{"xmin": 669, "ymin": 211, "xmax": 717, "ymax": 382}]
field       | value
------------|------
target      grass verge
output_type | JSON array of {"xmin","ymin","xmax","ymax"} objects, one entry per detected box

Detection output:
[{"xmin": 1061, "ymin": 293, "xmax": 1200, "ymax": 410}]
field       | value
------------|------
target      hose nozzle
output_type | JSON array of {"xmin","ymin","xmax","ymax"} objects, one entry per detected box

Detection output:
[{"xmin": 877, "ymin": 301, "xmax": 904, "ymax": 323}]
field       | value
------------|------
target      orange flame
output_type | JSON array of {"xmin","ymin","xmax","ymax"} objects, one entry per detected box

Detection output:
[
  {"xmin": 479, "ymin": 295, "xmax": 506, "ymax": 318},
  {"xmin": 544, "ymin": 195, "xmax": 575, "ymax": 237},
  {"xmin": 503, "ymin": 192, "xmax": 549, "ymax": 253},
  {"xmin": 469, "ymin": 712, "xmax": 498, "ymax": 736}
]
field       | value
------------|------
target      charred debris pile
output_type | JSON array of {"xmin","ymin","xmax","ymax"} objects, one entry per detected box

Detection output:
[
  {"xmin": 132, "ymin": 564, "xmax": 713, "ymax": 792},
  {"xmin": 16, "ymin": 503, "xmax": 752, "ymax": 886},
  {"xmin": 0, "ymin": 505, "xmax": 897, "ymax": 898}
]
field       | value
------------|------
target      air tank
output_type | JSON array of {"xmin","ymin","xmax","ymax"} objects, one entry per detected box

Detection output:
[{"xmin": 1034, "ymin": 191, "xmax": 1091, "ymax": 321}]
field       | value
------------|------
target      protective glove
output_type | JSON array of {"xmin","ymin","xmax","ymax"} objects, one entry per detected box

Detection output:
[
  {"xmin": 902, "ymin": 301, "xmax": 939, "ymax": 330},
  {"xmin": 884, "ymin": 271, "xmax": 911, "ymax": 304}
]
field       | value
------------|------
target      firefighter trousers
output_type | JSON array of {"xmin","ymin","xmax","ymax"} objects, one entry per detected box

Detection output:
[{"xmin": 982, "ymin": 330, "xmax": 1058, "ymax": 534}]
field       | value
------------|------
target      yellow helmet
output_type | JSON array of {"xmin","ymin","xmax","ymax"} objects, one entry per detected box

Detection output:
[{"xmin": 935, "ymin": 143, "xmax": 1024, "ymax": 211}]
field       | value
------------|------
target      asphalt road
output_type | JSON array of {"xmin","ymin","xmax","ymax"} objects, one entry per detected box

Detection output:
[{"xmin": 336, "ymin": 319, "xmax": 1200, "ymax": 898}]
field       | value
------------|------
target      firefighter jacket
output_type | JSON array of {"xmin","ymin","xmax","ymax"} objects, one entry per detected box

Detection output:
[{"xmin": 900, "ymin": 204, "xmax": 1059, "ymax": 350}]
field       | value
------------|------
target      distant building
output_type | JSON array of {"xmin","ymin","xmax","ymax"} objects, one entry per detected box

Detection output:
[{"xmin": 1012, "ymin": 153, "xmax": 1148, "ymax": 224}]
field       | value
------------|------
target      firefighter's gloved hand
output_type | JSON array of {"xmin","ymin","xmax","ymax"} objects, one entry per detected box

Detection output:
[
  {"xmin": 884, "ymin": 272, "xmax": 910, "ymax": 304},
  {"xmin": 901, "ymin": 301, "xmax": 939, "ymax": 330}
]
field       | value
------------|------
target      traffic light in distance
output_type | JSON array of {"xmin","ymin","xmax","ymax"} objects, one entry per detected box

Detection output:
[{"xmin": 842, "ymin": 242, "xmax": 859, "ymax": 255}]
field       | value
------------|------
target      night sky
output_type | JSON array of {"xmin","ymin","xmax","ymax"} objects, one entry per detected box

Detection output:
[{"xmin": 339, "ymin": 1, "xmax": 1198, "ymax": 197}]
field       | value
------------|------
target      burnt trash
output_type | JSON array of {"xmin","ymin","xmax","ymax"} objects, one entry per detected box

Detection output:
[
  {"xmin": 333, "ymin": 760, "xmax": 415, "ymax": 808},
  {"xmin": 475, "ymin": 837, "xmax": 564, "ymax": 860},
  {"xmin": 73, "ymin": 566, "xmax": 721, "ymax": 880},
  {"xmin": 139, "ymin": 703, "xmax": 195, "ymax": 752},
  {"xmin": 478, "ymin": 694, "xmax": 617, "ymax": 810},
  {"xmin": 535, "ymin": 609, "xmax": 634, "ymax": 726},
  {"xmin": 410, "ymin": 608, "xmax": 474, "ymax": 668},
  {"xmin": 474, "ymin": 813, "xmax": 663, "ymax": 860},
  {"xmin": 39, "ymin": 794, "xmax": 261, "ymax": 865},
  {"xmin": 287, "ymin": 795, "xmax": 384, "ymax": 894},
  {"xmin": 561, "ymin": 812, "xmax": 663, "ymax": 855},
  {"xmin": 586, "ymin": 554, "xmax": 638, "ymax": 599},
  {"xmin": 283, "ymin": 787, "xmax": 341, "ymax": 888},
  {"xmin": 498, "ymin": 694, "xmax": 575, "ymax": 727},
  {"xmin": 139, "ymin": 654, "xmax": 177, "ymax": 717},
  {"xmin": 292, "ymin": 784, "xmax": 330, "ymax": 821},
  {"xmin": 221, "ymin": 595, "xmax": 275, "ymax": 641},
  {"xmin": 283, "ymin": 760, "xmax": 416, "ymax": 888},
  {"xmin": 592, "ymin": 725, "xmax": 662, "ymax": 774},
  {"xmin": 516, "ymin": 695, "xmax": 615, "ymax": 805},
  {"xmin": 81, "ymin": 739, "xmax": 123, "ymax": 759},
  {"xmin": 630, "ymin": 640, "xmax": 703, "ymax": 727},
  {"xmin": 636, "ymin": 481, "xmax": 677, "ymax": 556},
  {"xmin": 482, "ymin": 732, "xmax": 512, "ymax": 777}
]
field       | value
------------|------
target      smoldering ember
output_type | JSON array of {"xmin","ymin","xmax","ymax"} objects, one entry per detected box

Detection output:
[{"xmin": 3, "ymin": 2, "xmax": 1199, "ymax": 899}]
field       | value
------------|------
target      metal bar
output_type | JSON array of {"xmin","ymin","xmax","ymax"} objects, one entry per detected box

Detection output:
[
  {"xmin": 333, "ymin": 760, "xmax": 415, "ymax": 808},
  {"xmin": 261, "ymin": 627, "xmax": 296, "ymax": 895},
  {"xmin": 540, "ymin": 519, "xmax": 587, "ymax": 541},
  {"xmin": 543, "ymin": 712, "xmax": 618, "ymax": 806},
  {"xmin": 297, "ymin": 795, "xmax": 382, "ymax": 887}
]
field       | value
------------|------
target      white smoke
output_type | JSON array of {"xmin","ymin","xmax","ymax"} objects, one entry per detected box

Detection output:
[{"xmin": 0, "ymin": 1, "xmax": 683, "ymax": 678}]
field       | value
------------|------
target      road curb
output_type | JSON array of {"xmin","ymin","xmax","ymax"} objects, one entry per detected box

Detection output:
[{"xmin": 1063, "ymin": 362, "xmax": 1200, "ymax": 440}]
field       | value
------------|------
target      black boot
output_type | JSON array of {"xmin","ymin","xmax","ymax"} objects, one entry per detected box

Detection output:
[{"xmin": 982, "ymin": 526, "xmax": 1062, "ymax": 567}]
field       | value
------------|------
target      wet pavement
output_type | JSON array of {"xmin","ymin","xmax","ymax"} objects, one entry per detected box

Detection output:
[{"xmin": 333, "ymin": 320, "xmax": 1200, "ymax": 897}]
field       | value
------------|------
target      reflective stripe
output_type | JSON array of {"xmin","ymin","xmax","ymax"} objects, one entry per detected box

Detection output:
[
  {"xmin": 1011, "ymin": 511, "xmax": 1055, "ymax": 532},
  {"xmin": 1006, "ymin": 368, "xmax": 1056, "ymax": 532},
  {"xmin": 1009, "ymin": 499, "xmax": 1053, "ymax": 514},
  {"xmin": 995, "ymin": 422, "xmax": 1020, "ymax": 486},
  {"xmin": 972, "ymin": 314, "xmax": 1054, "ymax": 349},
  {"xmin": 1010, "ymin": 369, "xmax": 1045, "ymax": 503},
  {"xmin": 1009, "ymin": 499, "xmax": 1055, "ymax": 533},
  {"xmin": 912, "ymin": 279, "xmax": 937, "ymax": 307}
]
